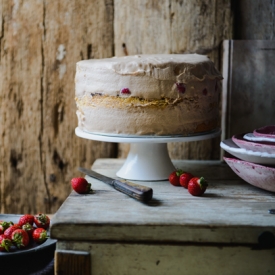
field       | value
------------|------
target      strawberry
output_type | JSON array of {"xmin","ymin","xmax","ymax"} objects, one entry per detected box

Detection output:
[
  {"xmin": 71, "ymin": 177, "xmax": 92, "ymax": 194},
  {"xmin": 120, "ymin": 88, "xmax": 131, "ymax": 95},
  {"xmin": 188, "ymin": 177, "xmax": 208, "ymax": 196},
  {"xmin": 0, "ymin": 234, "xmax": 12, "ymax": 252},
  {"xmin": 32, "ymin": 228, "xmax": 48, "ymax": 244},
  {"xmin": 179, "ymin": 172, "xmax": 194, "ymax": 188},
  {"xmin": 175, "ymin": 83, "xmax": 186, "ymax": 94},
  {"xmin": 34, "ymin": 213, "xmax": 50, "ymax": 229},
  {"xmin": 4, "ymin": 224, "xmax": 21, "ymax": 240},
  {"xmin": 18, "ymin": 214, "xmax": 34, "ymax": 227},
  {"xmin": 12, "ymin": 229, "xmax": 29, "ymax": 249},
  {"xmin": 22, "ymin": 223, "xmax": 35, "ymax": 239},
  {"xmin": 169, "ymin": 170, "xmax": 183, "ymax": 186},
  {"xmin": 0, "ymin": 221, "xmax": 13, "ymax": 234}
]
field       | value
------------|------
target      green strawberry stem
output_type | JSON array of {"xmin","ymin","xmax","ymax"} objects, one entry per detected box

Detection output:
[
  {"xmin": 13, "ymin": 233, "xmax": 25, "ymax": 248},
  {"xmin": 88, "ymin": 189, "xmax": 94, "ymax": 194},
  {"xmin": 176, "ymin": 169, "xmax": 183, "ymax": 176},
  {"xmin": 1, "ymin": 239, "xmax": 11, "ymax": 251},
  {"xmin": 40, "ymin": 231, "xmax": 48, "ymax": 241},
  {"xmin": 199, "ymin": 177, "xmax": 208, "ymax": 188},
  {"xmin": 87, "ymin": 183, "xmax": 94, "ymax": 194}
]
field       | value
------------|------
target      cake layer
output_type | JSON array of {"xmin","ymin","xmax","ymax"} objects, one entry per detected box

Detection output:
[
  {"xmin": 76, "ymin": 93, "xmax": 219, "ymax": 136},
  {"xmin": 75, "ymin": 54, "xmax": 222, "ymax": 100}
]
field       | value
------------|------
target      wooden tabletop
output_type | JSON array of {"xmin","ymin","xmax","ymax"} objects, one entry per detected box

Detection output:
[{"xmin": 50, "ymin": 158, "xmax": 275, "ymax": 245}]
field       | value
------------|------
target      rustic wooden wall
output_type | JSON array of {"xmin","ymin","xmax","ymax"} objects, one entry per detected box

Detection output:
[
  {"xmin": 0, "ymin": 0, "xmax": 234, "ymax": 214},
  {"xmin": 0, "ymin": 0, "xmax": 116, "ymax": 214},
  {"xmin": 233, "ymin": 0, "xmax": 275, "ymax": 40}
]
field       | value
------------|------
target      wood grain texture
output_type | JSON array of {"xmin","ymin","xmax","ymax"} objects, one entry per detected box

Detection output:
[
  {"xmin": 233, "ymin": 0, "xmax": 275, "ymax": 40},
  {"xmin": 52, "ymin": 159, "xmax": 275, "ymax": 274},
  {"xmin": 56, "ymin": 241, "xmax": 275, "ymax": 275},
  {"xmin": 55, "ymin": 249, "xmax": 91, "ymax": 275},
  {"xmin": 0, "ymin": 0, "xmax": 115, "ymax": 214},
  {"xmin": 221, "ymin": 40, "xmax": 275, "ymax": 142},
  {"xmin": 50, "ymin": 159, "xmax": 275, "ymax": 245},
  {"xmin": 114, "ymin": 0, "xmax": 233, "ymax": 160}
]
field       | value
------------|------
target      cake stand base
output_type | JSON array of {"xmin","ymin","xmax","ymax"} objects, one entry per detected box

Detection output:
[
  {"xmin": 116, "ymin": 143, "xmax": 175, "ymax": 181},
  {"xmin": 75, "ymin": 127, "xmax": 221, "ymax": 181}
]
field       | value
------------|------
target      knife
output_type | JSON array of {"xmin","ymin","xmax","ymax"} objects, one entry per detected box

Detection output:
[{"xmin": 78, "ymin": 167, "xmax": 153, "ymax": 202}]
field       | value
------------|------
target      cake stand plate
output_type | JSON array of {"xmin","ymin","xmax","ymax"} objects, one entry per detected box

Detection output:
[{"xmin": 75, "ymin": 127, "xmax": 221, "ymax": 181}]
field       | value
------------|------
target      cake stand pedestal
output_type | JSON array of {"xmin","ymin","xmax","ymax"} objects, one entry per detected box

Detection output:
[{"xmin": 75, "ymin": 127, "xmax": 221, "ymax": 181}]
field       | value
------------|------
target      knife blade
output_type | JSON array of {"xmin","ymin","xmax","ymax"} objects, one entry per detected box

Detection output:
[{"xmin": 78, "ymin": 167, "xmax": 153, "ymax": 202}]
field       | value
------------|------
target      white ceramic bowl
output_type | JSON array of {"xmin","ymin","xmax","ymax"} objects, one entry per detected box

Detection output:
[
  {"xmin": 224, "ymin": 157, "xmax": 275, "ymax": 192},
  {"xmin": 220, "ymin": 139, "xmax": 275, "ymax": 166},
  {"xmin": 232, "ymin": 133, "xmax": 275, "ymax": 154},
  {"xmin": 243, "ymin": 133, "xmax": 275, "ymax": 143}
]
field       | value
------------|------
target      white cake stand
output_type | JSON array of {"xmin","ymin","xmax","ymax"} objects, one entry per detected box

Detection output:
[{"xmin": 75, "ymin": 127, "xmax": 221, "ymax": 181}]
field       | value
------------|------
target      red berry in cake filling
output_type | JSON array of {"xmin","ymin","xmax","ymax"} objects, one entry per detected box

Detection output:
[
  {"xmin": 202, "ymin": 88, "xmax": 208, "ymax": 95},
  {"xmin": 120, "ymin": 88, "xmax": 131, "ymax": 95},
  {"xmin": 175, "ymin": 83, "xmax": 186, "ymax": 94}
]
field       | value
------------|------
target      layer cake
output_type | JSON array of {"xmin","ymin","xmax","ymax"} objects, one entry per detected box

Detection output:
[{"xmin": 75, "ymin": 54, "xmax": 222, "ymax": 136}]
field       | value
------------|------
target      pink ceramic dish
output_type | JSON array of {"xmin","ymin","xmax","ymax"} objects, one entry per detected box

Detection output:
[
  {"xmin": 224, "ymin": 156, "xmax": 275, "ymax": 192},
  {"xmin": 243, "ymin": 133, "xmax": 275, "ymax": 143},
  {"xmin": 220, "ymin": 139, "xmax": 275, "ymax": 166},
  {"xmin": 253, "ymin": 125, "xmax": 275, "ymax": 138},
  {"xmin": 232, "ymin": 133, "xmax": 275, "ymax": 154}
]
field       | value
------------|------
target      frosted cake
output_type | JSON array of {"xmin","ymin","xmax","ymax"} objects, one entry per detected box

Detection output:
[{"xmin": 75, "ymin": 54, "xmax": 222, "ymax": 136}]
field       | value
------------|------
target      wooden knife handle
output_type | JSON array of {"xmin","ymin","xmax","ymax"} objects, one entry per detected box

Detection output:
[{"xmin": 112, "ymin": 180, "xmax": 153, "ymax": 202}]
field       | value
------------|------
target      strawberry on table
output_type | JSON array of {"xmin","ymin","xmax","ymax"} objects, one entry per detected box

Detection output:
[
  {"xmin": 32, "ymin": 228, "xmax": 48, "ymax": 244},
  {"xmin": 188, "ymin": 177, "xmax": 208, "ymax": 196},
  {"xmin": 169, "ymin": 170, "xmax": 183, "ymax": 186},
  {"xmin": 179, "ymin": 172, "xmax": 194, "ymax": 188},
  {"xmin": 0, "ymin": 234, "xmax": 12, "ymax": 252},
  {"xmin": 11, "ymin": 229, "xmax": 29, "ymax": 249},
  {"xmin": 18, "ymin": 214, "xmax": 34, "ymax": 227},
  {"xmin": 71, "ymin": 177, "xmax": 92, "ymax": 194},
  {"xmin": 34, "ymin": 213, "xmax": 50, "ymax": 229}
]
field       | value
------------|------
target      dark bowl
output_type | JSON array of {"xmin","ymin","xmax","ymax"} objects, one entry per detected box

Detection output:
[{"xmin": 0, "ymin": 214, "xmax": 56, "ymax": 275}]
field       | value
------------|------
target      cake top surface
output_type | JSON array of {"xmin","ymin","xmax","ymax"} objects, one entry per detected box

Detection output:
[
  {"xmin": 77, "ymin": 54, "xmax": 218, "ymax": 75},
  {"xmin": 78, "ymin": 53, "xmax": 210, "ymax": 66},
  {"xmin": 75, "ymin": 54, "xmax": 222, "ymax": 99}
]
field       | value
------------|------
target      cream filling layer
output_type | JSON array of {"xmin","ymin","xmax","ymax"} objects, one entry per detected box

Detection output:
[{"xmin": 76, "ymin": 94, "xmax": 219, "ymax": 136}]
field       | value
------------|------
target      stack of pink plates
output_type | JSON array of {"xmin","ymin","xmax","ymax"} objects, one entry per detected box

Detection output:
[{"xmin": 220, "ymin": 125, "xmax": 275, "ymax": 192}]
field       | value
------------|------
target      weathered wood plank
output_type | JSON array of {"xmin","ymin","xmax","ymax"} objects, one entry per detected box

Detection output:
[
  {"xmin": 0, "ymin": 0, "xmax": 115, "ymax": 214},
  {"xmin": 0, "ymin": 0, "xmax": 46, "ymax": 214},
  {"xmin": 56, "ymin": 241, "xmax": 275, "ymax": 275},
  {"xmin": 233, "ymin": 0, "xmax": 275, "ymax": 40},
  {"xmin": 55, "ymin": 249, "xmax": 91, "ymax": 275},
  {"xmin": 50, "ymin": 159, "xmax": 275, "ymax": 244},
  {"xmin": 52, "ymin": 158, "xmax": 275, "ymax": 273},
  {"xmin": 114, "ymin": 0, "xmax": 233, "ymax": 160},
  {"xmin": 221, "ymin": 40, "xmax": 275, "ymax": 142},
  {"xmin": 40, "ymin": 0, "xmax": 115, "ymax": 213}
]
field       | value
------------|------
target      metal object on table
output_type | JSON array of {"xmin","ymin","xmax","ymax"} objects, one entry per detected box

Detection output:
[{"xmin": 78, "ymin": 167, "xmax": 153, "ymax": 202}]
